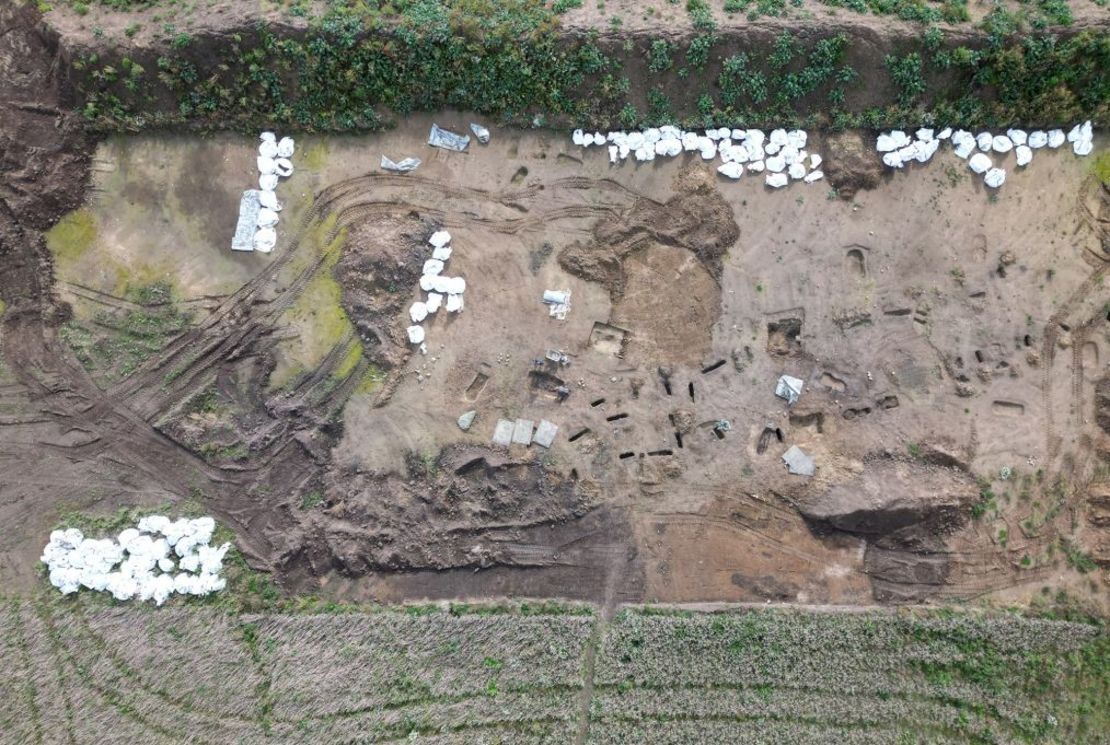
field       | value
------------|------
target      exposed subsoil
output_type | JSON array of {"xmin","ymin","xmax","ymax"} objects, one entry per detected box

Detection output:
[{"xmin": 1, "ymin": 3, "xmax": 1108, "ymax": 616}]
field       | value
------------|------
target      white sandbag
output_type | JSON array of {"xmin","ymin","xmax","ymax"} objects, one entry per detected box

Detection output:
[
  {"xmin": 259, "ymin": 173, "xmax": 279, "ymax": 191},
  {"xmin": 809, "ymin": 153, "xmax": 822, "ymax": 169},
  {"xmin": 803, "ymin": 169, "xmax": 824, "ymax": 183},
  {"xmin": 259, "ymin": 140, "xmax": 278, "ymax": 159},
  {"xmin": 717, "ymin": 162, "xmax": 743, "ymax": 179},
  {"xmin": 608, "ymin": 145, "xmax": 619, "ymax": 164},
  {"xmin": 445, "ymin": 276, "xmax": 466, "ymax": 294},
  {"xmin": 446, "ymin": 294, "xmax": 463, "ymax": 313},
  {"xmin": 257, "ymin": 208, "xmax": 279, "ymax": 228},
  {"xmin": 257, "ymin": 156, "xmax": 277, "ymax": 175},
  {"xmin": 1074, "ymin": 140, "xmax": 1093, "ymax": 156},
  {"xmin": 769, "ymin": 128, "xmax": 788, "ymax": 147},
  {"xmin": 426, "ymin": 292, "xmax": 442, "ymax": 313},
  {"xmin": 1047, "ymin": 129, "xmax": 1065, "ymax": 148},
  {"xmin": 1027, "ymin": 130, "xmax": 1048, "ymax": 149},
  {"xmin": 419, "ymin": 274, "xmax": 436, "ymax": 292},
  {"xmin": 258, "ymin": 190, "xmax": 281, "ymax": 211},
  {"xmin": 276, "ymin": 137, "xmax": 295, "ymax": 157},
  {"xmin": 992, "ymin": 135, "xmax": 1013, "ymax": 153},
  {"xmin": 882, "ymin": 151, "xmax": 904, "ymax": 169},
  {"xmin": 274, "ymin": 158, "xmax": 293, "ymax": 177},
  {"xmin": 260, "ymin": 131, "xmax": 276, "ymax": 143},
  {"xmin": 432, "ymin": 245, "xmax": 452, "ymax": 261},
  {"xmin": 938, "ymin": 127, "xmax": 952, "ymax": 139},
  {"xmin": 254, "ymin": 227, "xmax": 277, "ymax": 253},
  {"xmin": 407, "ymin": 325, "xmax": 425, "ymax": 344},
  {"xmin": 786, "ymin": 129, "xmax": 807, "ymax": 149},
  {"xmin": 976, "ymin": 132, "xmax": 993, "ymax": 151},
  {"xmin": 1015, "ymin": 145, "xmax": 1032, "ymax": 167},
  {"xmin": 429, "ymin": 230, "xmax": 451, "ymax": 248},
  {"xmin": 428, "ymin": 275, "xmax": 449, "ymax": 294},
  {"xmin": 1007, "ymin": 129, "xmax": 1027, "ymax": 146},
  {"xmin": 765, "ymin": 155, "xmax": 786, "ymax": 173},
  {"xmin": 984, "ymin": 168, "xmax": 1005, "ymax": 188},
  {"xmin": 410, "ymin": 302, "xmax": 428, "ymax": 323},
  {"xmin": 788, "ymin": 162, "xmax": 806, "ymax": 180},
  {"xmin": 953, "ymin": 139, "xmax": 975, "ymax": 159},
  {"xmin": 747, "ymin": 160, "xmax": 765, "ymax": 173},
  {"xmin": 572, "ymin": 129, "xmax": 585, "ymax": 146},
  {"xmin": 968, "ymin": 153, "xmax": 992, "ymax": 174},
  {"xmin": 423, "ymin": 259, "xmax": 445, "ymax": 276},
  {"xmin": 915, "ymin": 128, "xmax": 934, "ymax": 142},
  {"xmin": 765, "ymin": 172, "xmax": 789, "ymax": 188}
]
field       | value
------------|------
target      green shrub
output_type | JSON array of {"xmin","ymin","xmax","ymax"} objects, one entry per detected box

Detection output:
[{"xmin": 886, "ymin": 51, "xmax": 926, "ymax": 106}]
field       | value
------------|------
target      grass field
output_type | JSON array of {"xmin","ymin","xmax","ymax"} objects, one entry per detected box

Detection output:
[{"xmin": 0, "ymin": 598, "xmax": 1105, "ymax": 744}]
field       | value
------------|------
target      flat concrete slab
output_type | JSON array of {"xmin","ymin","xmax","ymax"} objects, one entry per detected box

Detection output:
[
  {"xmin": 533, "ymin": 420, "xmax": 558, "ymax": 448},
  {"xmin": 512, "ymin": 418, "xmax": 534, "ymax": 446},
  {"xmin": 492, "ymin": 419, "xmax": 515, "ymax": 447}
]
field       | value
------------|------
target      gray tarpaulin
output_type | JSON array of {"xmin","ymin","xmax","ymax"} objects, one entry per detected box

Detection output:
[
  {"xmin": 232, "ymin": 190, "xmax": 261, "ymax": 251},
  {"xmin": 782, "ymin": 445, "xmax": 815, "ymax": 476},
  {"xmin": 381, "ymin": 155, "xmax": 421, "ymax": 172},
  {"xmin": 429, "ymin": 124, "xmax": 470, "ymax": 152}
]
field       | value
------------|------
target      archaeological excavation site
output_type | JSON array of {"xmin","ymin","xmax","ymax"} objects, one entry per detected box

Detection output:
[{"xmin": 0, "ymin": 0, "xmax": 1107, "ymax": 741}]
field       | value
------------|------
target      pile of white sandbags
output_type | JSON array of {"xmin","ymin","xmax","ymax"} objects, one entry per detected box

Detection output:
[
  {"xmin": 254, "ymin": 132, "xmax": 296, "ymax": 253},
  {"xmin": 41, "ymin": 515, "xmax": 231, "ymax": 605},
  {"xmin": 876, "ymin": 121, "xmax": 1095, "ymax": 189},
  {"xmin": 572, "ymin": 126, "xmax": 823, "ymax": 189},
  {"xmin": 407, "ymin": 229, "xmax": 466, "ymax": 353}
]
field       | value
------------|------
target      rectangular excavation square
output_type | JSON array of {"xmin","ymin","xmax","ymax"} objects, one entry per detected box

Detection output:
[{"xmin": 589, "ymin": 321, "xmax": 628, "ymax": 357}]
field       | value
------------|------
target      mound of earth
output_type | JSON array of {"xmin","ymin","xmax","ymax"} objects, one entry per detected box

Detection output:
[
  {"xmin": 558, "ymin": 165, "xmax": 739, "ymax": 297},
  {"xmin": 796, "ymin": 456, "xmax": 978, "ymax": 537},
  {"xmin": 823, "ymin": 130, "xmax": 884, "ymax": 200},
  {"xmin": 279, "ymin": 446, "xmax": 594, "ymax": 577}
]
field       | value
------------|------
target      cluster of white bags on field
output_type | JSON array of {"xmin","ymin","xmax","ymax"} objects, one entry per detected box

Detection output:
[
  {"xmin": 41, "ymin": 516, "xmax": 231, "ymax": 605},
  {"xmin": 252, "ymin": 132, "xmax": 296, "ymax": 252},
  {"xmin": 877, "ymin": 121, "xmax": 1094, "ymax": 189},
  {"xmin": 407, "ymin": 229, "xmax": 465, "ymax": 353},
  {"xmin": 572, "ymin": 126, "xmax": 824, "ymax": 188}
]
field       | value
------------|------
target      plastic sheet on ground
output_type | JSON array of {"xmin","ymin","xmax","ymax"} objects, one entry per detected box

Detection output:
[
  {"xmin": 470, "ymin": 123, "xmax": 491, "ymax": 144},
  {"xmin": 782, "ymin": 445, "xmax": 815, "ymax": 477},
  {"xmin": 429, "ymin": 124, "xmax": 470, "ymax": 152},
  {"xmin": 232, "ymin": 190, "xmax": 261, "ymax": 252},
  {"xmin": 533, "ymin": 420, "xmax": 558, "ymax": 448},
  {"xmin": 775, "ymin": 374, "xmax": 804, "ymax": 405},
  {"xmin": 381, "ymin": 155, "xmax": 421, "ymax": 172}
]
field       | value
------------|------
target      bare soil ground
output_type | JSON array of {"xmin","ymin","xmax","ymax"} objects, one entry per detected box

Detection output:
[{"xmin": 3, "ymin": 100, "xmax": 1108, "ymax": 614}]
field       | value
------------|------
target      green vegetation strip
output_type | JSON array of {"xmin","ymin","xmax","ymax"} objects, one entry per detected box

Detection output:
[
  {"xmin": 1, "ymin": 595, "xmax": 1105, "ymax": 743},
  {"xmin": 68, "ymin": 0, "xmax": 1108, "ymax": 132}
]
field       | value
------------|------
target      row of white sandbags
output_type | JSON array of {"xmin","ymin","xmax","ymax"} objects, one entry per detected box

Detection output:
[
  {"xmin": 41, "ymin": 516, "xmax": 231, "ymax": 605},
  {"xmin": 253, "ymin": 132, "xmax": 296, "ymax": 252},
  {"xmin": 572, "ymin": 126, "xmax": 824, "ymax": 188},
  {"xmin": 406, "ymin": 229, "xmax": 465, "ymax": 353},
  {"xmin": 877, "ymin": 122, "xmax": 1094, "ymax": 189}
]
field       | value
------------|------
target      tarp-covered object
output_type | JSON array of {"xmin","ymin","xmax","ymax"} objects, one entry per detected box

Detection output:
[
  {"xmin": 429, "ymin": 124, "xmax": 471, "ymax": 152},
  {"xmin": 382, "ymin": 155, "xmax": 421, "ymax": 172},
  {"xmin": 775, "ymin": 374, "xmax": 804, "ymax": 405},
  {"xmin": 232, "ymin": 190, "xmax": 261, "ymax": 251},
  {"xmin": 782, "ymin": 445, "xmax": 815, "ymax": 476}
]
